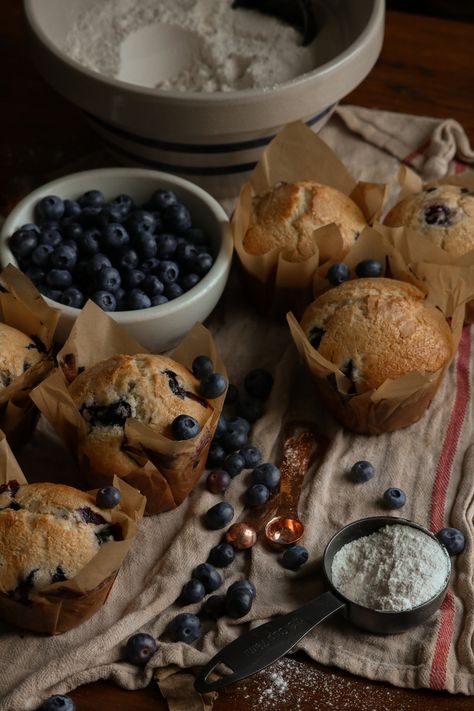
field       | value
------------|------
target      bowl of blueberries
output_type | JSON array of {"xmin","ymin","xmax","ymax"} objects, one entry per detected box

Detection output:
[{"xmin": 0, "ymin": 167, "xmax": 233, "ymax": 351}]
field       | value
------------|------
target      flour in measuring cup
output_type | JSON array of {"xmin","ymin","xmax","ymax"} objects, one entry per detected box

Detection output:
[
  {"xmin": 63, "ymin": 0, "xmax": 317, "ymax": 92},
  {"xmin": 331, "ymin": 524, "xmax": 450, "ymax": 612}
]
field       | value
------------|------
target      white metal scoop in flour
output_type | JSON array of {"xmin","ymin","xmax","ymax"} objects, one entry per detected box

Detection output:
[{"xmin": 195, "ymin": 516, "xmax": 451, "ymax": 694}]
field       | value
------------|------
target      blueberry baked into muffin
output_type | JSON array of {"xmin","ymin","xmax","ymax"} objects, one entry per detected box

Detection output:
[
  {"xmin": 0, "ymin": 481, "xmax": 119, "ymax": 602},
  {"xmin": 243, "ymin": 180, "xmax": 367, "ymax": 262},
  {"xmin": 0, "ymin": 323, "xmax": 45, "ymax": 391},
  {"xmin": 384, "ymin": 185, "xmax": 474, "ymax": 257}
]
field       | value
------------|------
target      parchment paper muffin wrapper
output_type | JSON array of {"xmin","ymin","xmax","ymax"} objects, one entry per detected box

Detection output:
[
  {"xmin": 231, "ymin": 121, "xmax": 388, "ymax": 318},
  {"xmin": 376, "ymin": 167, "xmax": 474, "ymax": 321},
  {"xmin": 0, "ymin": 264, "xmax": 60, "ymax": 448},
  {"xmin": 30, "ymin": 301, "xmax": 226, "ymax": 515},
  {"xmin": 0, "ymin": 430, "xmax": 145, "ymax": 635},
  {"xmin": 287, "ymin": 230, "xmax": 474, "ymax": 434}
]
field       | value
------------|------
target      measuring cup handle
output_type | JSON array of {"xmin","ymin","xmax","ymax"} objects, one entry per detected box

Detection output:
[{"xmin": 194, "ymin": 590, "xmax": 346, "ymax": 694}]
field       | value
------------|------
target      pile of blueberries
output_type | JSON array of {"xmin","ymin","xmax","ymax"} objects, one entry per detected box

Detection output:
[
  {"xmin": 326, "ymin": 258, "xmax": 383, "ymax": 286},
  {"xmin": 9, "ymin": 188, "xmax": 214, "ymax": 312}
]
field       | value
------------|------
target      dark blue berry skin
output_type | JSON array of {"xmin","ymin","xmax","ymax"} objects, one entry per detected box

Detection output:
[
  {"xmin": 171, "ymin": 414, "xmax": 201, "ymax": 440},
  {"xmin": 208, "ymin": 542, "xmax": 236, "ymax": 568},
  {"xmin": 39, "ymin": 227, "xmax": 62, "ymax": 248},
  {"xmin": 103, "ymin": 223, "xmax": 130, "ymax": 250},
  {"xmin": 435, "ymin": 527, "xmax": 465, "ymax": 555},
  {"xmin": 151, "ymin": 189, "xmax": 178, "ymax": 211},
  {"xmin": 39, "ymin": 694, "xmax": 76, "ymax": 711},
  {"xmin": 239, "ymin": 446, "xmax": 262, "ymax": 469},
  {"xmin": 226, "ymin": 416, "xmax": 250, "ymax": 433},
  {"xmin": 281, "ymin": 545, "xmax": 309, "ymax": 570},
  {"xmin": 62, "ymin": 239, "xmax": 79, "ymax": 254},
  {"xmin": 200, "ymin": 372, "xmax": 227, "ymax": 399},
  {"xmin": 64, "ymin": 199, "xmax": 82, "ymax": 218},
  {"xmin": 134, "ymin": 231, "xmax": 157, "ymax": 260},
  {"xmin": 355, "ymin": 259, "xmax": 383, "ymax": 278},
  {"xmin": 150, "ymin": 294, "xmax": 169, "ymax": 306},
  {"xmin": 141, "ymin": 257, "xmax": 161, "ymax": 274},
  {"xmin": 223, "ymin": 452, "xmax": 246, "ymax": 478},
  {"xmin": 122, "ymin": 269, "xmax": 146, "ymax": 290},
  {"xmin": 192, "ymin": 563, "xmax": 222, "ymax": 593},
  {"xmin": 78, "ymin": 206, "xmax": 103, "ymax": 227},
  {"xmin": 46, "ymin": 269, "xmax": 72, "ymax": 289},
  {"xmin": 9, "ymin": 229, "xmax": 38, "ymax": 259},
  {"xmin": 245, "ymin": 483, "xmax": 270, "ymax": 507},
  {"xmin": 193, "ymin": 252, "xmax": 213, "ymax": 276},
  {"xmin": 201, "ymin": 594, "xmax": 226, "ymax": 619},
  {"xmin": 80, "ymin": 189, "xmax": 105, "ymax": 208},
  {"xmin": 51, "ymin": 244, "xmax": 77, "ymax": 270},
  {"xmin": 206, "ymin": 469, "xmax": 231, "ymax": 494},
  {"xmin": 157, "ymin": 260, "xmax": 179, "ymax": 285},
  {"xmin": 206, "ymin": 442, "xmax": 226, "ymax": 469},
  {"xmin": 91, "ymin": 290, "xmax": 117, "ymax": 311},
  {"xmin": 126, "ymin": 288, "xmax": 152, "ymax": 310},
  {"xmin": 37, "ymin": 195, "xmax": 65, "ymax": 222},
  {"xmin": 24, "ymin": 265, "xmax": 45, "ymax": 285},
  {"xmin": 179, "ymin": 273, "xmax": 200, "ymax": 292},
  {"xmin": 40, "ymin": 286, "xmax": 62, "ymax": 302},
  {"xmin": 225, "ymin": 590, "xmax": 253, "ymax": 618},
  {"xmin": 227, "ymin": 579, "xmax": 256, "ymax": 599},
  {"xmin": 168, "ymin": 613, "xmax": 201, "ymax": 643},
  {"xmin": 87, "ymin": 253, "xmax": 112, "ymax": 277},
  {"xmin": 222, "ymin": 428, "xmax": 248, "ymax": 453},
  {"xmin": 62, "ymin": 222, "xmax": 83, "ymax": 241},
  {"xmin": 124, "ymin": 632, "xmax": 157, "ymax": 665},
  {"xmin": 350, "ymin": 460, "xmax": 375, "ymax": 483},
  {"xmin": 117, "ymin": 248, "xmax": 139, "ymax": 271},
  {"xmin": 127, "ymin": 210, "xmax": 156, "ymax": 236},
  {"xmin": 156, "ymin": 233, "xmax": 178, "ymax": 258},
  {"xmin": 143, "ymin": 274, "xmax": 164, "ymax": 296},
  {"xmin": 180, "ymin": 578, "xmax": 206, "ymax": 604},
  {"xmin": 383, "ymin": 487, "xmax": 406, "ymax": 509},
  {"xmin": 165, "ymin": 283, "xmax": 184, "ymax": 300},
  {"xmin": 192, "ymin": 355, "xmax": 214, "ymax": 379},
  {"xmin": 237, "ymin": 397, "xmax": 265, "ymax": 423},
  {"xmin": 176, "ymin": 242, "xmax": 198, "ymax": 264},
  {"xmin": 214, "ymin": 414, "xmax": 227, "ymax": 440},
  {"xmin": 251, "ymin": 463, "xmax": 281, "ymax": 489},
  {"xmin": 96, "ymin": 485, "xmax": 121, "ymax": 509},
  {"xmin": 224, "ymin": 384, "xmax": 239, "ymax": 405},
  {"xmin": 164, "ymin": 203, "xmax": 192, "ymax": 233},
  {"xmin": 112, "ymin": 193, "xmax": 134, "ymax": 216},
  {"xmin": 244, "ymin": 369, "xmax": 273, "ymax": 400},
  {"xmin": 115, "ymin": 287, "xmax": 127, "ymax": 310},
  {"xmin": 98, "ymin": 203, "xmax": 126, "ymax": 226},
  {"xmin": 59, "ymin": 287, "xmax": 84, "ymax": 308},
  {"xmin": 204, "ymin": 501, "xmax": 234, "ymax": 530},
  {"xmin": 78, "ymin": 229, "xmax": 101, "ymax": 256},
  {"xmin": 327, "ymin": 262, "xmax": 350, "ymax": 286},
  {"xmin": 95, "ymin": 267, "xmax": 121, "ymax": 292}
]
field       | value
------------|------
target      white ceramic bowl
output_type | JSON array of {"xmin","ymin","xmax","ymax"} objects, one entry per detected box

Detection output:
[
  {"xmin": 23, "ymin": 0, "xmax": 385, "ymax": 199},
  {"xmin": 0, "ymin": 168, "xmax": 232, "ymax": 352}
]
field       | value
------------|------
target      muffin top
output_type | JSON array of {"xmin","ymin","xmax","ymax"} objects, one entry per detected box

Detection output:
[
  {"xmin": 0, "ymin": 323, "xmax": 45, "ymax": 391},
  {"xmin": 0, "ymin": 481, "xmax": 117, "ymax": 599},
  {"xmin": 243, "ymin": 180, "xmax": 367, "ymax": 262},
  {"xmin": 301, "ymin": 278, "xmax": 453, "ymax": 392},
  {"xmin": 384, "ymin": 185, "xmax": 474, "ymax": 257}
]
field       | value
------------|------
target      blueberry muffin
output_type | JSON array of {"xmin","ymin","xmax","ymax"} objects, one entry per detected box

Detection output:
[
  {"xmin": 0, "ymin": 480, "xmax": 118, "ymax": 601},
  {"xmin": 0, "ymin": 323, "xmax": 45, "ymax": 391},
  {"xmin": 68, "ymin": 354, "xmax": 212, "ymax": 480},
  {"xmin": 301, "ymin": 278, "xmax": 453, "ymax": 393},
  {"xmin": 384, "ymin": 185, "xmax": 474, "ymax": 257},
  {"xmin": 243, "ymin": 181, "xmax": 367, "ymax": 262}
]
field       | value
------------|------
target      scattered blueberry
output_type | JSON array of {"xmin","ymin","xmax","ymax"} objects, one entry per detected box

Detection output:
[
  {"xmin": 355, "ymin": 259, "xmax": 383, "ymax": 278},
  {"xmin": 204, "ymin": 501, "xmax": 234, "ymax": 530},
  {"xmin": 171, "ymin": 414, "xmax": 201, "ymax": 440},
  {"xmin": 180, "ymin": 578, "xmax": 206, "ymax": 604},
  {"xmin": 208, "ymin": 542, "xmax": 236, "ymax": 568},
  {"xmin": 251, "ymin": 463, "xmax": 281, "ymax": 489},
  {"xmin": 192, "ymin": 563, "xmax": 222, "ymax": 593},
  {"xmin": 239, "ymin": 446, "xmax": 262, "ymax": 469},
  {"xmin": 201, "ymin": 594, "xmax": 226, "ymax": 619},
  {"xmin": 225, "ymin": 590, "xmax": 253, "ymax": 618},
  {"xmin": 244, "ymin": 369, "xmax": 273, "ymax": 400},
  {"xmin": 39, "ymin": 695, "xmax": 76, "ymax": 711},
  {"xmin": 200, "ymin": 372, "xmax": 227, "ymax": 399},
  {"xmin": 327, "ymin": 262, "xmax": 350, "ymax": 286},
  {"xmin": 214, "ymin": 414, "xmax": 227, "ymax": 440},
  {"xmin": 281, "ymin": 545, "xmax": 309, "ymax": 570},
  {"xmin": 192, "ymin": 355, "xmax": 214, "ymax": 379},
  {"xmin": 168, "ymin": 613, "xmax": 201, "ymax": 643},
  {"xmin": 124, "ymin": 632, "xmax": 158, "ymax": 665},
  {"xmin": 224, "ymin": 384, "xmax": 239, "ymax": 405},
  {"xmin": 383, "ymin": 487, "xmax": 406, "ymax": 509},
  {"xmin": 436, "ymin": 527, "xmax": 465, "ymax": 555},
  {"xmin": 206, "ymin": 442, "xmax": 226, "ymax": 469},
  {"xmin": 245, "ymin": 483, "xmax": 270, "ymax": 507},
  {"xmin": 227, "ymin": 579, "xmax": 256, "ymax": 599},
  {"xmin": 206, "ymin": 469, "xmax": 231, "ymax": 494},
  {"xmin": 350, "ymin": 461, "xmax": 375, "ymax": 483},
  {"xmin": 223, "ymin": 452, "xmax": 246, "ymax": 478},
  {"xmin": 222, "ymin": 427, "xmax": 248, "ymax": 452},
  {"xmin": 226, "ymin": 416, "xmax": 251, "ymax": 434},
  {"xmin": 236, "ymin": 397, "xmax": 265, "ymax": 423},
  {"xmin": 96, "ymin": 485, "xmax": 121, "ymax": 509}
]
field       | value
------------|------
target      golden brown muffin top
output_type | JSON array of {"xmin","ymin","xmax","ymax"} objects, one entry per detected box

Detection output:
[
  {"xmin": 243, "ymin": 180, "xmax": 367, "ymax": 262},
  {"xmin": 301, "ymin": 278, "xmax": 453, "ymax": 392},
  {"xmin": 0, "ymin": 323, "xmax": 45, "ymax": 391},
  {"xmin": 384, "ymin": 185, "xmax": 474, "ymax": 257}
]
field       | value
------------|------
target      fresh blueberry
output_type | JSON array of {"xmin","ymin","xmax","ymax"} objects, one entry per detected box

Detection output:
[
  {"xmin": 155, "ymin": 233, "xmax": 178, "ymax": 258},
  {"xmin": 176, "ymin": 242, "xmax": 198, "ymax": 264},
  {"xmin": 24, "ymin": 265, "xmax": 45, "ymax": 285},
  {"xmin": 91, "ymin": 290, "xmax": 117, "ymax": 311},
  {"xmin": 424, "ymin": 204, "xmax": 451, "ymax": 226},
  {"xmin": 206, "ymin": 469, "xmax": 231, "ymax": 494},
  {"xmin": 39, "ymin": 695, "xmax": 76, "ymax": 711},
  {"xmin": 99, "ymin": 203, "xmax": 126, "ymax": 225},
  {"xmin": 150, "ymin": 294, "xmax": 169, "ymax": 306},
  {"xmin": 168, "ymin": 613, "xmax": 201, "ymax": 643},
  {"xmin": 193, "ymin": 252, "xmax": 213, "ymax": 276},
  {"xmin": 204, "ymin": 501, "xmax": 234, "ymax": 530},
  {"xmin": 140, "ymin": 257, "xmax": 161, "ymax": 273},
  {"xmin": 226, "ymin": 417, "xmax": 251, "ymax": 434},
  {"xmin": 201, "ymin": 594, "xmax": 226, "ymax": 619},
  {"xmin": 62, "ymin": 239, "xmax": 79, "ymax": 254},
  {"xmin": 157, "ymin": 260, "xmax": 179, "ymax": 284},
  {"xmin": 64, "ymin": 199, "xmax": 82, "ymax": 218},
  {"xmin": 192, "ymin": 355, "xmax": 214, "ymax": 379},
  {"xmin": 122, "ymin": 269, "xmax": 146, "ymax": 290},
  {"xmin": 151, "ymin": 189, "xmax": 178, "ymax": 211},
  {"xmin": 40, "ymin": 286, "xmax": 62, "ymax": 302},
  {"xmin": 223, "ymin": 452, "xmax": 246, "ymax": 478},
  {"xmin": 95, "ymin": 267, "xmax": 121, "ymax": 292},
  {"xmin": 78, "ymin": 229, "xmax": 101, "ymax": 256},
  {"xmin": 206, "ymin": 442, "xmax": 226, "ymax": 469},
  {"xmin": 126, "ymin": 288, "xmax": 151, "ymax": 310},
  {"xmin": 51, "ymin": 244, "xmax": 77, "ymax": 270},
  {"xmin": 200, "ymin": 372, "xmax": 227, "ymax": 399},
  {"xmin": 62, "ymin": 222, "xmax": 83, "ymax": 241},
  {"xmin": 134, "ymin": 231, "xmax": 157, "ymax": 259},
  {"xmin": 193, "ymin": 563, "xmax": 222, "ymax": 593},
  {"xmin": 244, "ymin": 369, "xmax": 273, "ymax": 400},
  {"xmin": 142, "ymin": 274, "xmax": 164, "ymax": 296},
  {"xmin": 111, "ymin": 193, "xmax": 134, "ymax": 216},
  {"xmin": 225, "ymin": 590, "xmax": 253, "ymax": 619},
  {"xmin": 214, "ymin": 414, "xmax": 227, "ymax": 440},
  {"xmin": 164, "ymin": 203, "xmax": 192, "ymax": 233},
  {"xmin": 239, "ymin": 446, "xmax": 262, "ymax": 469},
  {"xmin": 115, "ymin": 287, "xmax": 127, "ymax": 310},
  {"xmin": 355, "ymin": 259, "xmax": 383, "ymax": 278},
  {"xmin": 165, "ymin": 282, "xmax": 183, "ymax": 300},
  {"xmin": 350, "ymin": 460, "xmax": 375, "ymax": 483},
  {"xmin": 180, "ymin": 578, "xmax": 206, "ymax": 604},
  {"xmin": 127, "ymin": 210, "xmax": 156, "ymax": 236},
  {"xmin": 171, "ymin": 414, "xmax": 201, "ymax": 440},
  {"xmin": 39, "ymin": 227, "xmax": 62, "ymax": 248},
  {"xmin": 46, "ymin": 269, "xmax": 72, "ymax": 289},
  {"xmin": 80, "ymin": 189, "xmax": 105, "ymax": 208},
  {"xmin": 124, "ymin": 632, "xmax": 157, "ymax": 665},
  {"xmin": 327, "ymin": 262, "xmax": 350, "ymax": 286},
  {"xmin": 245, "ymin": 483, "xmax": 270, "ymax": 507},
  {"xmin": 281, "ymin": 545, "xmax": 309, "ymax": 570},
  {"xmin": 103, "ymin": 223, "xmax": 130, "ymax": 249},
  {"xmin": 435, "ymin": 527, "xmax": 465, "ymax": 555},
  {"xmin": 37, "ymin": 195, "xmax": 65, "ymax": 222},
  {"xmin": 78, "ymin": 206, "xmax": 103, "ymax": 227},
  {"xmin": 237, "ymin": 397, "xmax": 265, "ymax": 423},
  {"xmin": 59, "ymin": 287, "xmax": 84, "ymax": 308},
  {"xmin": 9, "ymin": 228, "xmax": 38, "ymax": 259},
  {"xmin": 224, "ymin": 384, "xmax": 239, "ymax": 405},
  {"xmin": 87, "ymin": 252, "xmax": 112, "ymax": 276},
  {"xmin": 208, "ymin": 542, "xmax": 236, "ymax": 568},
  {"xmin": 222, "ymin": 428, "xmax": 248, "ymax": 452},
  {"xmin": 96, "ymin": 485, "xmax": 121, "ymax": 509},
  {"xmin": 117, "ymin": 248, "xmax": 139, "ymax": 271},
  {"xmin": 383, "ymin": 487, "xmax": 406, "ymax": 509},
  {"xmin": 179, "ymin": 273, "xmax": 200, "ymax": 292},
  {"xmin": 251, "ymin": 463, "xmax": 280, "ymax": 489},
  {"xmin": 227, "ymin": 579, "xmax": 256, "ymax": 599}
]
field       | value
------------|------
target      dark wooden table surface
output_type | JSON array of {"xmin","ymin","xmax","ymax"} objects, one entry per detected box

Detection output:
[{"xmin": 1, "ymin": 5, "xmax": 474, "ymax": 711}]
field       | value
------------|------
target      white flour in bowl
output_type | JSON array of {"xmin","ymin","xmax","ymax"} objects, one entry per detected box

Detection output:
[
  {"xmin": 63, "ymin": 0, "xmax": 317, "ymax": 92},
  {"xmin": 331, "ymin": 524, "xmax": 450, "ymax": 612}
]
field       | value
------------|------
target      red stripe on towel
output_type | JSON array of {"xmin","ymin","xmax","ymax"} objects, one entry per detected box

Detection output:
[
  {"xmin": 454, "ymin": 161, "xmax": 466, "ymax": 174},
  {"xmin": 429, "ymin": 326, "xmax": 471, "ymax": 689},
  {"xmin": 402, "ymin": 141, "xmax": 430, "ymax": 164}
]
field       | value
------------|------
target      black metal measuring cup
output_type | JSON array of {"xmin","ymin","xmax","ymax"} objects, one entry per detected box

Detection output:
[{"xmin": 194, "ymin": 516, "xmax": 451, "ymax": 694}]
